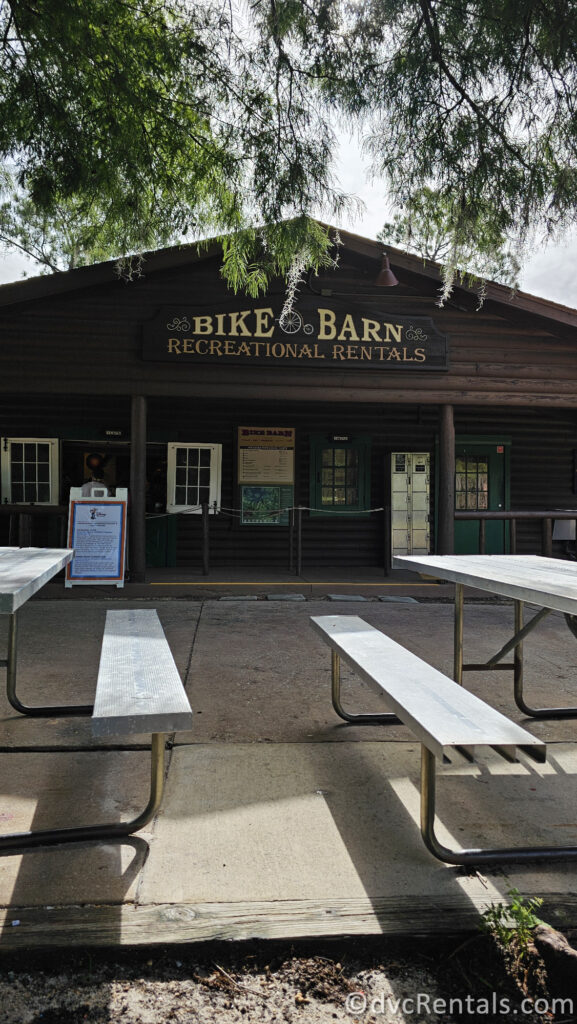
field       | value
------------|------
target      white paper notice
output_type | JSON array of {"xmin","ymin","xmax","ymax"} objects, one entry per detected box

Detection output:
[
  {"xmin": 67, "ymin": 501, "xmax": 126, "ymax": 581},
  {"xmin": 239, "ymin": 448, "xmax": 294, "ymax": 483}
]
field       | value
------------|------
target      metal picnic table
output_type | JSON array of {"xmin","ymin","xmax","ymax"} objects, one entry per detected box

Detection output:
[
  {"xmin": 0, "ymin": 546, "xmax": 92, "ymax": 716},
  {"xmin": 393, "ymin": 554, "xmax": 577, "ymax": 718}
]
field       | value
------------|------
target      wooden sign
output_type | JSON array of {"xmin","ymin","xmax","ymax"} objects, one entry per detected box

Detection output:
[{"xmin": 142, "ymin": 299, "xmax": 449, "ymax": 370}]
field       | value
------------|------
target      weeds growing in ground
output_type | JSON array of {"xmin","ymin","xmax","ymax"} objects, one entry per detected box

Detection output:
[{"xmin": 480, "ymin": 888, "xmax": 544, "ymax": 958}]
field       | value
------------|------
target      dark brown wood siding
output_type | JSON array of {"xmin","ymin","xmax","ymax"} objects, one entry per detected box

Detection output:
[
  {"xmin": 152, "ymin": 399, "xmax": 576, "ymax": 567},
  {"xmin": 1, "ymin": 258, "xmax": 576, "ymax": 408},
  {"xmin": 1, "ymin": 395, "xmax": 575, "ymax": 566},
  {"xmin": 1, "ymin": 240, "xmax": 577, "ymax": 568}
]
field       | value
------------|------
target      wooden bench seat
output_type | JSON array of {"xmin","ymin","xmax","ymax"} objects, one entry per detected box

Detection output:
[
  {"xmin": 311, "ymin": 614, "xmax": 577, "ymax": 865},
  {"xmin": 0, "ymin": 609, "xmax": 193, "ymax": 852}
]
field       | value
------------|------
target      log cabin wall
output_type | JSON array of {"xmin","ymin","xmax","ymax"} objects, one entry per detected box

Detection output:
[
  {"xmin": 0, "ymin": 230, "xmax": 576, "ymax": 569},
  {"xmin": 1, "ymin": 247, "xmax": 576, "ymax": 408}
]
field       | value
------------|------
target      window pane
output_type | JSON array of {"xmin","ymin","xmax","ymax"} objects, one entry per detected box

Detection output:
[
  {"xmin": 455, "ymin": 454, "xmax": 492, "ymax": 512},
  {"xmin": 169, "ymin": 443, "xmax": 221, "ymax": 511},
  {"xmin": 5, "ymin": 435, "xmax": 56, "ymax": 502},
  {"xmin": 313, "ymin": 439, "xmax": 367, "ymax": 514}
]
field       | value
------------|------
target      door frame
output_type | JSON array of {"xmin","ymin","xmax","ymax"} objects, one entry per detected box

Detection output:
[{"xmin": 435, "ymin": 434, "xmax": 511, "ymax": 553}]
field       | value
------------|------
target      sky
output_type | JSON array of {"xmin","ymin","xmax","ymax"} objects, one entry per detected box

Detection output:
[{"xmin": 1, "ymin": 135, "xmax": 577, "ymax": 308}]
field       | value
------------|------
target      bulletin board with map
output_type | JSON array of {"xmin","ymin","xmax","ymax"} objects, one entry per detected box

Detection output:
[{"xmin": 238, "ymin": 427, "xmax": 295, "ymax": 525}]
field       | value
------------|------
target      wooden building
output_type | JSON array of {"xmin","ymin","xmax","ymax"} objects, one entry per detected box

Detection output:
[{"xmin": 1, "ymin": 227, "xmax": 577, "ymax": 580}]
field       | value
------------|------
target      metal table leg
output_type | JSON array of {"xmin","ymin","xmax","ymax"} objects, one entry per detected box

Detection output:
[
  {"xmin": 331, "ymin": 650, "xmax": 400, "ymax": 724},
  {"xmin": 2, "ymin": 610, "xmax": 92, "ymax": 717},
  {"xmin": 454, "ymin": 583, "xmax": 464, "ymax": 684},
  {"xmin": 420, "ymin": 745, "xmax": 577, "ymax": 864},
  {"xmin": 0, "ymin": 733, "xmax": 166, "ymax": 852},
  {"xmin": 512, "ymin": 604, "xmax": 577, "ymax": 717},
  {"xmin": 455, "ymin": 592, "xmax": 577, "ymax": 719}
]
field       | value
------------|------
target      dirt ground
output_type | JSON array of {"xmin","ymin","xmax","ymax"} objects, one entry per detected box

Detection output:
[{"xmin": 1, "ymin": 933, "xmax": 574, "ymax": 1024}]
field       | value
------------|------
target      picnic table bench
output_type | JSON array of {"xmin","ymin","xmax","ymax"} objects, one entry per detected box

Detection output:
[
  {"xmin": 311, "ymin": 614, "xmax": 577, "ymax": 865},
  {"xmin": 0, "ymin": 609, "xmax": 192, "ymax": 852}
]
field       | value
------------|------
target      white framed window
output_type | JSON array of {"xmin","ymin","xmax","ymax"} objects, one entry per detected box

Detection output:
[
  {"xmin": 166, "ymin": 443, "xmax": 222, "ymax": 514},
  {"xmin": 1, "ymin": 437, "xmax": 60, "ymax": 505}
]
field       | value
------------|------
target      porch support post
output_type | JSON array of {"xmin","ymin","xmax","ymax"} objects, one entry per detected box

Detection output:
[
  {"xmin": 438, "ymin": 404, "xmax": 455, "ymax": 554},
  {"xmin": 130, "ymin": 394, "xmax": 148, "ymax": 583}
]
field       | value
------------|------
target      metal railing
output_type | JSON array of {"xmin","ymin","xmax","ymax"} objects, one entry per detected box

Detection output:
[
  {"xmin": 454, "ymin": 509, "xmax": 577, "ymax": 556},
  {"xmin": 7, "ymin": 503, "xmax": 574, "ymax": 573}
]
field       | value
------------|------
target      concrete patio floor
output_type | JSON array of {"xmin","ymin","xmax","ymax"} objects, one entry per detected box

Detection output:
[{"xmin": 1, "ymin": 587, "xmax": 577, "ymax": 949}]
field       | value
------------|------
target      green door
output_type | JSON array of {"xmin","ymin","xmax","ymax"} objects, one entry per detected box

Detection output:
[{"xmin": 454, "ymin": 439, "xmax": 510, "ymax": 554}]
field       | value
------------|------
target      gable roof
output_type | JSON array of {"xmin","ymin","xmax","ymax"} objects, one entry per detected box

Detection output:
[{"xmin": 0, "ymin": 225, "xmax": 576, "ymax": 334}]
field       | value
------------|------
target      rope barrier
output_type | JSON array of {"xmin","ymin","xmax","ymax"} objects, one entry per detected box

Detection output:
[
  {"xmin": 145, "ymin": 503, "xmax": 385, "ymax": 520},
  {"xmin": 144, "ymin": 502, "xmax": 390, "ymax": 576}
]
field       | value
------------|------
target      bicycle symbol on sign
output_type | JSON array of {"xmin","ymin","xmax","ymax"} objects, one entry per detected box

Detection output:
[{"xmin": 277, "ymin": 311, "xmax": 314, "ymax": 335}]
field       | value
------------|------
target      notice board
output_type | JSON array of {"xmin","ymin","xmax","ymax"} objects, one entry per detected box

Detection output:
[
  {"xmin": 65, "ymin": 490, "xmax": 128, "ymax": 587},
  {"xmin": 238, "ymin": 427, "xmax": 294, "ymax": 525}
]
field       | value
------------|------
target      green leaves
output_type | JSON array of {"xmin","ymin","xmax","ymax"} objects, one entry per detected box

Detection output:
[
  {"xmin": 0, "ymin": 0, "xmax": 349, "ymax": 282},
  {"xmin": 220, "ymin": 218, "xmax": 338, "ymax": 296},
  {"xmin": 481, "ymin": 888, "xmax": 544, "ymax": 960},
  {"xmin": 2, "ymin": 1, "xmax": 577, "ymax": 292},
  {"xmin": 378, "ymin": 186, "xmax": 522, "ymax": 302}
]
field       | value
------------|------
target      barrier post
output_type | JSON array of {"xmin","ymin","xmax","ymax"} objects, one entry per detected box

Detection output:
[
  {"xmin": 542, "ymin": 518, "xmax": 553, "ymax": 557},
  {"xmin": 201, "ymin": 503, "xmax": 210, "ymax": 575},
  {"xmin": 297, "ymin": 506, "xmax": 303, "ymax": 576},
  {"xmin": 288, "ymin": 507, "xmax": 295, "ymax": 573}
]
